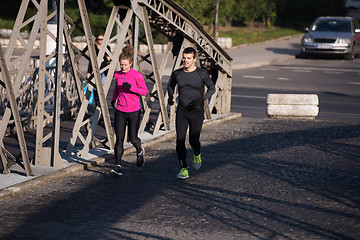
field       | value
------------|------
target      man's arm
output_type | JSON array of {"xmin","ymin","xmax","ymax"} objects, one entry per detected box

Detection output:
[
  {"xmin": 201, "ymin": 70, "xmax": 215, "ymax": 100},
  {"xmin": 167, "ymin": 71, "xmax": 177, "ymax": 104}
]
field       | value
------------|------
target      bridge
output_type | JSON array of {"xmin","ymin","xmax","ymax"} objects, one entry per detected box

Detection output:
[{"xmin": 0, "ymin": 0, "xmax": 232, "ymax": 176}]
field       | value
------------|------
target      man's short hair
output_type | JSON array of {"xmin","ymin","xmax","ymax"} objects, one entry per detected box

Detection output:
[{"xmin": 183, "ymin": 47, "xmax": 197, "ymax": 58}]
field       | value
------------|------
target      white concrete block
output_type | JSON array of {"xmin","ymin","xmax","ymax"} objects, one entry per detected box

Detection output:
[
  {"xmin": 266, "ymin": 94, "xmax": 319, "ymax": 119},
  {"xmin": 267, "ymin": 94, "xmax": 319, "ymax": 105},
  {"xmin": 267, "ymin": 105, "xmax": 319, "ymax": 118}
]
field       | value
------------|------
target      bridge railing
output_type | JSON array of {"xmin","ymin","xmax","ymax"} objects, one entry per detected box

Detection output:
[{"xmin": 0, "ymin": 0, "xmax": 232, "ymax": 175}]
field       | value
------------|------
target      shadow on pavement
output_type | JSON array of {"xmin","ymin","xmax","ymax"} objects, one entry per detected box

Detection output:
[{"xmin": 1, "ymin": 119, "xmax": 359, "ymax": 239}]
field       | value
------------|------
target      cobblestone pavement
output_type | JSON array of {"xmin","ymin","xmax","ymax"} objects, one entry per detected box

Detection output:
[{"xmin": 0, "ymin": 117, "xmax": 359, "ymax": 240}]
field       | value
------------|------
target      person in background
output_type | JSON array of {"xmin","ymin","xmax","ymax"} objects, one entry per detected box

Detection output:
[
  {"xmin": 110, "ymin": 45, "xmax": 148, "ymax": 176},
  {"xmin": 167, "ymin": 47, "xmax": 215, "ymax": 179},
  {"xmin": 86, "ymin": 34, "xmax": 111, "ymax": 85},
  {"xmin": 84, "ymin": 34, "xmax": 111, "ymax": 104}
]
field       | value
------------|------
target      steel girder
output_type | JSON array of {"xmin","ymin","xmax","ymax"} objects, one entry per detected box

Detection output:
[
  {"xmin": 0, "ymin": 0, "xmax": 232, "ymax": 174},
  {"xmin": 0, "ymin": 0, "xmax": 48, "ymax": 176},
  {"xmin": 137, "ymin": 0, "xmax": 232, "ymax": 76}
]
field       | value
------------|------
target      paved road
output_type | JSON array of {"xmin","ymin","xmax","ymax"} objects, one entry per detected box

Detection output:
[
  {"xmin": 231, "ymin": 58, "xmax": 360, "ymax": 120},
  {"xmin": 0, "ymin": 117, "xmax": 359, "ymax": 239}
]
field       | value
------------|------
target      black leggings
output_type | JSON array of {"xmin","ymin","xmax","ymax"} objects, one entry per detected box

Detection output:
[
  {"xmin": 114, "ymin": 110, "xmax": 142, "ymax": 165},
  {"xmin": 176, "ymin": 106, "xmax": 204, "ymax": 168}
]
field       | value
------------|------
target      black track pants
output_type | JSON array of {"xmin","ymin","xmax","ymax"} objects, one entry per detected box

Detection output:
[
  {"xmin": 114, "ymin": 110, "xmax": 141, "ymax": 165},
  {"xmin": 175, "ymin": 106, "xmax": 204, "ymax": 168}
]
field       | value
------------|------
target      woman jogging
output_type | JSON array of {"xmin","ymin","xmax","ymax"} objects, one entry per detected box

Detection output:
[{"xmin": 110, "ymin": 45, "xmax": 148, "ymax": 176}]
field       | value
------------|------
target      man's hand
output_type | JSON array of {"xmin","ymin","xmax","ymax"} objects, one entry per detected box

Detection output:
[
  {"xmin": 111, "ymin": 100, "xmax": 116, "ymax": 109},
  {"xmin": 123, "ymin": 82, "xmax": 131, "ymax": 90},
  {"xmin": 168, "ymin": 97, "xmax": 174, "ymax": 106}
]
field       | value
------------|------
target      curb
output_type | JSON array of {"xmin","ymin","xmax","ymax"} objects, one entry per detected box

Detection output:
[
  {"xmin": 0, "ymin": 113, "xmax": 242, "ymax": 200},
  {"xmin": 232, "ymin": 55, "xmax": 297, "ymax": 70}
]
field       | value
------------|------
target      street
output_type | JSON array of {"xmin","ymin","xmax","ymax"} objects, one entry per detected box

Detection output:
[
  {"xmin": 0, "ymin": 117, "xmax": 359, "ymax": 239},
  {"xmin": 231, "ymin": 57, "xmax": 360, "ymax": 120}
]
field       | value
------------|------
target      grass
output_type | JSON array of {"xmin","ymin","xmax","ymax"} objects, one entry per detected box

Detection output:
[
  {"xmin": 0, "ymin": 19, "xmax": 15, "ymax": 30},
  {"xmin": 218, "ymin": 26, "xmax": 302, "ymax": 46}
]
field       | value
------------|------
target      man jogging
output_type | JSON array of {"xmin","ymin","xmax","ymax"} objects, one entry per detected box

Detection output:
[{"xmin": 167, "ymin": 47, "xmax": 215, "ymax": 179}]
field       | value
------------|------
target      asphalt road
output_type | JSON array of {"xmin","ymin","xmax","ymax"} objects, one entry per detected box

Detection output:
[
  {"xmin": 231, "ymin": 57, "xmax": 360, "ymax": 120},
  {"xmin": 0, "ymin": 117, "xmax": 359, "ymax": 239}
]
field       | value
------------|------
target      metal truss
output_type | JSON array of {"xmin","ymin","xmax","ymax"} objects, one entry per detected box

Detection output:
[{"xmin": 0, "ymin": 0, "xmax": 232, "ymax": 175}]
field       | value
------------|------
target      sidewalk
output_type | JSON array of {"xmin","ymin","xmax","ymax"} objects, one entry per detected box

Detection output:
[
  {"xmin": 230, "ymin": 34, "xmax": 302, "ymax": 69},
  {"xmin": 0, "ymin": 35, "xmax": 303, "ymax": 199}
]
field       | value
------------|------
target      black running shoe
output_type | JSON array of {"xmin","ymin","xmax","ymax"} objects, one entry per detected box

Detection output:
[
  {"xmin": 136, "ymin": 147, "xmax": 145, "ymax": 168},
  {"xmin": 110, "ymin": 164, "xmax": 122, "ymax": 176}
]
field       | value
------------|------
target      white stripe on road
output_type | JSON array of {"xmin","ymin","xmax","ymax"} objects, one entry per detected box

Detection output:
[
  {"xmin": 243, "ymin": 76, "xmax": 290, "ymax": 80},
  {"xmin": 243, "ymin": 76, "xmax": 265, "ymax": 79},
  {"xmin": 347, "ymin": 82, "xmax": 360, "ymax": 85},
  {"xmin": 324, "ymin": 71, "xmax": 343, "ymax": 74},
  {"xmin": 293, "ymin": 70, "xmax": 312, "ymax": 72},
  {"xmin": 260, "ymin": 68, "xmax": 279, "ymax": 71},
  {"xmin": 279, "ymin": 66, "xmax": 360, "ymax": 73},
  {"xmin": 231, "ymin": 94, "xmax": 267, "ymax": 99}
]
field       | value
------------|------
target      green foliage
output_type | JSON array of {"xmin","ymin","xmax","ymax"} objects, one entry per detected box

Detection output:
[
  {"xmin": 0, "ymin": 19, "xmax": 16, "ymax": 30},
  {"xmin": 175, "ymin": 0, "xmax": 215, "ymax": 25},
  {"xmin": 65, "ymin": 0, "xmax": 112, "ymax": 36},
  {"xmin": 219, "ymin": 0, "xmax": 237, "ymax": 26},
  {"xmin": 0, "ymin": 0, "xmax": 350, "ymax": 37}
]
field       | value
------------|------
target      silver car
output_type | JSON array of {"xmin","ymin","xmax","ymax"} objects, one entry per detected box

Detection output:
[{"xmin": 301, "ymin": 16, "xmax": 360, "ymax": 60}]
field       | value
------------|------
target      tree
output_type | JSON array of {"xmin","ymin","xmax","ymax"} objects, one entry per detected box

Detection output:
[
  {"xmin": 219, "ymin": 0, "xmax": 237, "ymax": 27},
  {"xmin": 237, "ymin": 0, "xmax": 263, "ymax": 28},
  {"xmin": 258, "ymin": 0, "xmax": 277, "ymax": 28},
  {"xmin": 175, "ymin": 0, "xmax": 214, "ymax": 25}
]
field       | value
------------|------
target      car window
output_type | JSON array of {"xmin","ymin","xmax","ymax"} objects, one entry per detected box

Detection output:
[{"xmin": 311, "ymin": 20, "xmax": 352, "ymax": 32}]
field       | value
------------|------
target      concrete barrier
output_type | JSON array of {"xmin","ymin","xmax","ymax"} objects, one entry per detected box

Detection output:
[{"xmin": 266, "ymin": 94, "xmax": 319, "ymax": 119}]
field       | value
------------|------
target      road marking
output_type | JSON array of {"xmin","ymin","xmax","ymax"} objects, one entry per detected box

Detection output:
[
  {"xmin": 324, "ymin": 71, "xmax": 343, "ymax": 74},
  {"xmin": 347, "ymin": 82, "xmax": 360, "ymax": 85},
  {"xmin": 243, "ymin": 76, "xmax": 265, "ymax": 79},
  {"xmin": 231, "ymin": 94, "xmax": 267, "ymax": 99},
  {"xmin": 260, "ymin": 68, "xmax": 279, "ymax": 71},
  {"xmin": 293, "ymin": 70, "xmax": 312, "ymax": 72},
  {"xmin": 277, "ymin": 77, "xmax": 289, "ymax": 80},
  {"xmin": 279, "ymin": 66, "xmax": 360, "ymax": 73}
]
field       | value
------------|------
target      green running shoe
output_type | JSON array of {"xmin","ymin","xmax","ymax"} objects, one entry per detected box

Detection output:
[
  {"xmin": 176, "ymin": 168, "xmax": 189, "ymax": 179},
  {"xmin": 193, "ymin": 153, "xmax": 202, "ymax": 170}
]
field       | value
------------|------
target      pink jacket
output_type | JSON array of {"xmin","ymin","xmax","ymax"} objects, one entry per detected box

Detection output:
[{"xmin": 112, "ymin": 68, "xmax": 148, "ymax": 113}]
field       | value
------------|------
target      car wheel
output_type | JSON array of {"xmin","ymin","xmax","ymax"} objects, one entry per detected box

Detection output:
[
  {"xmin": 345, "ymin": 46, "xmax": 355, "ymax": 60},
  {"xmin": 355, "ymin": 49, "xmax": 360, "ymax": 58},
  {"xmin": 300, "ymin": 51, "xmax": 308, "ymax": 59}
]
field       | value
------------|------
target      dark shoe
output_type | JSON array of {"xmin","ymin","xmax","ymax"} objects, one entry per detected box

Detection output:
[
  {"xmin": 136, "ymin": 147, "xmax": 145, "ymax": 168},
  {"xmin": 110, "ymin": 164, "xmax": 122, "ymax": 176}
]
